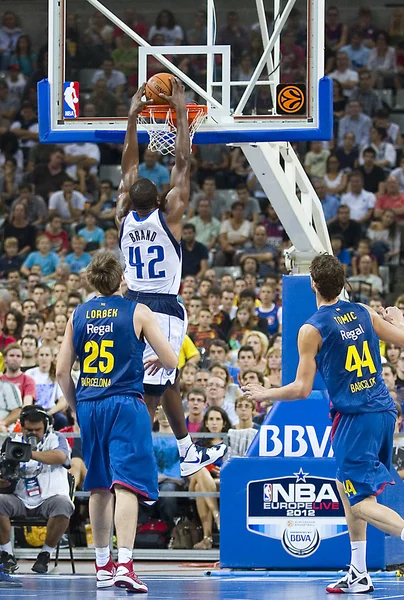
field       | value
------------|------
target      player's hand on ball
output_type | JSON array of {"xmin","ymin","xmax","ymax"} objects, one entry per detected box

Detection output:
[
  {"xmin": 159, "ymin": 78, "xmax": 186, "ymax": 110},
  {"xmin": 383, "ymin": 306, "xmax": 404, "ymax": 328},
  {"xmin": 144, "ymin": 355, "xmax": 164, "ymax": 376},
  {"xmin": 129, "ymin": 83, "xmax": 153, "ymax": 117},
  {"xmin": 243, "ymin": 384, "xmax": 268, "ymax": 403}
]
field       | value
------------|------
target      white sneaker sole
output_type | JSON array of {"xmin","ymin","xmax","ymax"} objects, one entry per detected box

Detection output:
[
  {"xmin": 180, "ymin": 445, "xmax": 227, "ymax": 477},
  {"xmin": 114, "ymin": 575, "xmax": 148, "ymax": 593},
  {"xmin": 326, "ymin": 582, "xmax": 374, "ymax": 594},
  {"xmin": 96, "ymin": 577, "xmax": 115, "ymax": 588}
]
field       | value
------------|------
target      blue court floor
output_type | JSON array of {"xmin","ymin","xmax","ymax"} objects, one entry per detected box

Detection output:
[{"xmin": 2, "ymin": 573, "xmax": 404, "ymax": 599}]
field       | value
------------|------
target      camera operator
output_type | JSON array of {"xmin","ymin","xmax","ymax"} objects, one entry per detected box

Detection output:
[{"xmin": 0, "ymin": 405, "xmax": 73, "ymax": 574}]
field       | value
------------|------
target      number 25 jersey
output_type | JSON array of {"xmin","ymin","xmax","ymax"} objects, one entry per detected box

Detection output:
[
  {"xmin": 72, "ymin": 295, "xmax": 145, "ymax": 402},
  {"xmin": 120, "ymin": 209, "xmax": 182, "ymax": 294},
  {"xmin": 306, "ymin": 299, "xmax": 394, "ymax": 414}
]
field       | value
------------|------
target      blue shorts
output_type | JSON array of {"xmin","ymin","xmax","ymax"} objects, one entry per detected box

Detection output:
[
  {"xmin": 332, "ymin": 410, "xmax": 396, "ymax": 506},
  {"xmin": 76, "ymin": 395, "xmax": 158, "ymax": 503}
]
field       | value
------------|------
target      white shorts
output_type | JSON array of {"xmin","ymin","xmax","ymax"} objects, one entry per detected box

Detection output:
[{"xmin": 124, "ymin": 291, "xmax": 187, "ymax": 393}]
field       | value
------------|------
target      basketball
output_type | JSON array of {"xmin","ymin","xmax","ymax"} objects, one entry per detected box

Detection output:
[{"xmin": 145, "ymin": 73, "xmax": 174, "ymax": 105}]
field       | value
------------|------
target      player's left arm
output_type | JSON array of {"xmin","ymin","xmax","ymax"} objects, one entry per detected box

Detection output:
[
  {"xmin": 361, "ymin": 303, "xmax": 404, "ymax": 347},
  {"xmin": 115, "ymin": 84, "xmax": 153, "ymax": 228},
  {"xmin": 244, "ymin": 324, "xmax": 320, "ymax": 404},
  {"xmin": 56, "ymin": 318, "xmax": 78, "ymax": 411}
]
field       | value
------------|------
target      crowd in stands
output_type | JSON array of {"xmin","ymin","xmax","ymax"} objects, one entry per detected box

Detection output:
[{"xmin": 1, "ymin": 5, "xmax": 404, "ymax": 551}]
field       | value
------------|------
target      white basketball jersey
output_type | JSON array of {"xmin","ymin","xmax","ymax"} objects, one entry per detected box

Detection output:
[{"xmin": 120, "ymin": 209, "xmax": 182, "ymax": 294}]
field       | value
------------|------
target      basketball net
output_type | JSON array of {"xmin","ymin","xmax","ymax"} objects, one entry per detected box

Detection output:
[{"xmin": 138, "ymin": 104, "xmax": 208, "ymax": 156}]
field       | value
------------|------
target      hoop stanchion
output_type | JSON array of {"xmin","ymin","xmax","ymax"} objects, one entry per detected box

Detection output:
[{"xmin": 138, "ymin": 104, "xmax": 208, "ymax": 155}]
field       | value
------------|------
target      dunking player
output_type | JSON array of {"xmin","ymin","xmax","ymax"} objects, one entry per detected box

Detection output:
[
  {"xmin": 244, "ymin": 254, "xmax": 404, "ymax": 594},
  {"xmin": 57, "ymin": 253, "xmax": 178, "ymax": 592},
  {"xmin": 116, "ymin": 80, "xmax": 226, "ymax": 476}
]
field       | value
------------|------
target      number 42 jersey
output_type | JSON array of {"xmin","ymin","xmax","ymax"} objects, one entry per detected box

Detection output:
[
  {"xmin": 306, "ymin": 299, "xmax": 394, "ymax": 414},
  {"xmin": 120, "ymin": 209, "xmax": 182, "ymax": 295}
]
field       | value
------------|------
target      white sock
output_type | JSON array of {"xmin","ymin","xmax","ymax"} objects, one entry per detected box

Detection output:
[
  {"xmin": 95, "ymin": 546, "xmax": 110, "ymax": 567},
  {"xmin": 350, "ymin": 541, "xmax": 367, "ymax": 573},
  {"xmin": 41, "ymin": 544, "xmax": 55, "ymax": 555},
  {"xmin": 118, "ymin": 547, "xmax": 132, "ymax": 565},
  {"xmin": 0, "ymin": 542, "xmax": 13, "ymax": 555},
  {"xmin": 177, "ymin": 434, "xmax": 193, "ymax": 458}
]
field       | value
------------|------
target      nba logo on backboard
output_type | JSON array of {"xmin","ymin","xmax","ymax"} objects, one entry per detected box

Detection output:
[
  {"xmin": 263, "ymin": 483, "xmax": 272, "ymax": 502},
  {"xmin": 63, "ymin": 82, "xmax": 79, "ymax": 118}
]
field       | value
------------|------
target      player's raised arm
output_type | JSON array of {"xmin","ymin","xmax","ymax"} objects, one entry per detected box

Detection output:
[
  {"xmin": 363, "ymin": 304, "xmax": 404, "ymax": 347},
  {"xmin": 160, "ymin": 79, "xmax": 191, "ymax": 240},
  {"xmin": 134, "ymin": 304, "xmax": 178, "ymax": 371},
  {"xmin": 116, "ymin": 84, "xmax": 153, "ymax": 227},
  {"xmin": 56, "ymin": 317, "xmax": 78, "ymax": 411}
]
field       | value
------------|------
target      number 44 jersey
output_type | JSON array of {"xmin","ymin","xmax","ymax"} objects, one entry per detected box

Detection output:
[
  {"xmin": 72, "ymin": 296, "xmax": 145, "ymax": 402},
  {"xmin": 119, "ymin": 209, "xmax": 182, "ymax": 295},
  {"xmin": 306, "ymin": 299, "xmax": 395, "ymax": 414}
]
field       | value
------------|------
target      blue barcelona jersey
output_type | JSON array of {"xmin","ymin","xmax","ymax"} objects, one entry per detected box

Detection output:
[
  {"xmin": 72, "ymin": 295, "xmax": 145, "ymax": 402},
  {"xmin": 256, "ymin": 304, "xmax": 280, "ymax": 335},
  {"xmin": 306, "ymin": 299, "xmax": 394, "ymax": 415}
]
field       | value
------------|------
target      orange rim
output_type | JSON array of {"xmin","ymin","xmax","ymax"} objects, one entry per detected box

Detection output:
[{"xmin": 140, "ymin": 104, "xmax": 208, "ymax": 124}]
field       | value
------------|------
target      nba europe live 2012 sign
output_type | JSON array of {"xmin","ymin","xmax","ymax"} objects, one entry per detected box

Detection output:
[{"xmin": 247, "ymin": 469, "xmax": 347, "ymax": 558}]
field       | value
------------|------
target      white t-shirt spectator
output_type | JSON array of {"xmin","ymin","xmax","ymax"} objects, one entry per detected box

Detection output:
[
  {"xmin": 91, "ymin": 69, "xmax": 126, "ymax": 94},
  {"xmin": 25, "ymin": 367, "xmax": 63, "ymax": 411},
  {"xmin": 329, "ymin": 69, "xmax": 359, "ymax": 98},
  {"xmin": 148, "ymin": 25, "xmax": 184, "ymax": 45},
  {"xmin": 220, "ymin": 219, "xmax": 252, "ymax": 245},
  {"xmin": 0, "ymin": 380, "xmax": 22, "ymax": 422},
  {"xmin": 49, "ymin": 190, "xmax": 86, "ymax": 220},
  {"xmin": 391, "ymin": 167, "xmax": 404, "ymax": 193},
  {"xmin": 368, "ymin": 47, "xmax": 397, "ymax": 73},
  {"xmin": 64, "ymin": 143, "xmax": 101, "ymax": 180},
  {"xmin": 340, "ymin": 189, "xmax": 376, "ymax": 221},
  {"xmin": 10, "ymin": 120, "xmax": 39, "ymax": 149}
]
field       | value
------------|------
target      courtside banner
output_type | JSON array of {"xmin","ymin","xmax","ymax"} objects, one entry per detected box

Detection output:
[{"xmin": 63, "ymin": 82, "xmax": 80, "ymax": 118}]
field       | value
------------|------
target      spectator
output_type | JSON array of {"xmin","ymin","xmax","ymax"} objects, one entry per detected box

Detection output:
[
  {"xmin": 220, "ymin": 288, "xmax": 237, "ymax": 320},
  {"xmin": 323, "ymin": 155, "xmax": 348, "ymax": 196},
  {"xmin": 205, "ymin": 376, "xmax": 237, "ymax": 425},
  {"xmin": 188, "ymin": 177, "xmax": 224, "ymax": 221},
  {"xmin": 65, "ymin": 235, "xmax": 92, "ymax": 273},
  {"xmin": 10, "ymin": 101, "xmax": 39, "ymax": 163},
  {"xmin": 1, "ymin": 343, "xmax": 36, "ymax": 405},
  {"xmin": 9, "ymin": 34, "xmax": 37, "ymax": 76},
  {"xmin": 91, "ymin": 58, "xmax": 126, "ymax": 99},
  {"xmin": 217, "ymin": 11, "xmax": 249, "ymax": 63},
  {"xmin": 262, "ymin": 204, "xmax": 287, "ymax": 249},
  {"xmin": 328, "ymin": 204, "xmax": 362, "ymax": 251},
  {"xmin": 350, "ymin": 69, "xmax": 382, "ymax": 117},
  {"xmin": 374, "ymin": 109, "xmax": 403, "ymax": 148},
  {"xmin": 148, "ymin": 10, "xmax": 184, "ymax": 46},
  {"xmin": 64, "ymin": 142, "xmax": 100, "ymax": 182},
  {"xmin": 187, "ymin": 10, "xmax": 207, "ymax": 45},
  {"xmin": 337, "ymin": 100, "xmax": 372, "ymax": 147},
  {"xmin": 368, "ymin": 209, "xmax": 401, "ymax": 266},
  {"xmin": 48, "ymin": 179, "xmax": 86, "ymax": 226},
  {"xmin": 196, "ymin": 144, "xmax": 231, "ymax": 189},
  {"xmin": 3, "ymin": 309, "xmax": 22, "ymax": 340},
  {"xmin": 256, "ymin": 283, "xmax": 281, "ymax": 335},
  {"xmin": 331, "ymin": 234, "xmax": 351, "ymax": 273},
  {"xmin": 0, "ymin": 404, "xmax": 73, "ymax": 575},
  {"xmin": 21, "ymin": 235, "xmax": 60, "ymax": 279},
  {"xmin": 88, "ymin": 79, "xmax": 118, "ymax": 117},
  {"xmin": 207, "ymin": 287, "xmax": 231, "ymax": 340},
  {"xmin": 386, "ymin": 343, "xmax": 400, "ymax": 368},
  {"xmin": 348, "ymin": 254, "xmax": 384, "ymax": 301},
  {"xmin": 353, "ymin": 7, "xmax": 377, "ymax": 48},
  {"xmin": 241, "ymin": 224, "xmax": 277, "ymax": 278},
  {"xmin": 0, "ymin": 11, "xmax": 23, "ymax": 70},
  {"xmin": 304, "ymin": 141, "xmax": 330, "ymax": 178},
  {"xmin": 181, "ymin": 223, "xmax": 208, "ymax": 279},
  {"xmin": 314, "ymin": 178, "xmax": 340, "ymax": 222},
  {"xmin": 216, "ymin": 202, "xmax": 252, "ymax": 266},
  {"xmin": 189, "ymin": 308, "xmax": 217, "ymax": 350},
  {"xmin": 329, "ymin": 52, "xmax": 359, "ymax": 98},
  {"xmin": 375, "ymin": 174, "xmax": 404, "ymax": 222},
  {"xmin": 188, "ymin": 198, "xmax": 220, "ymax": 251},
  {"xmin": 333, "ymin": 79, "xmax": 347, "ymax": 131},
  {"xmin": 185, "ymin": 387, "xmax": 207, "ymax": 433},
  {"xmin": 0, "ymin": 156, "xmax": 22, "ymax": 203},
  {"xmin": 335, "ymin": 132, "xmax": 359, "ymax": 171},
  {"xmin": 77, "ymin": 211, "xmax": 105, "ymax": 252},
  {"xmin": 20, "ymin": 335, "xmax": 38, "ymax": 371},
  {"xmin": 265, "ymin": 346, "xmax": 282, "ymax": 387},
  {"xmin": 228, "ymin": 306, "xmax": 258, "ymax": 350},
  {"xmin": 367, "ymin": 31, "xmax": 397, "ymax": 89},
  {"xmin": 113, "ymin": 8, "xmax": 148, "ymax": 43},
  {"xmin": 0, "ymin": 378, "xmax": 21, "ymax": 432},
  {"xmin": 280, "ymin": 29, "xmax": 306, "ymax": 84},
  {"xmin": 391, "ymin": 157, "xmax": 404, "ymax": 193},
  {"xmin": 3, "ymin": 202, "xmax": 36, "ymax": 256},
  {"xmin": 189, "ymin": 405, "xmax": 230, "ymax": 550},
  {"xmin": 242, "ymin": 331, "xmax": 269, "ymax": 373},
  {"xmin": 6, "ymin": 64, "xmax": 26, "ymax": 105},
  {"xmin": 111, "ymin": 34, "xmax": 138, "ymax": 93},
  {"xmin": 29, "ymin": 147, "xmax": 69, "ymax": 202},
  {"xmin": 10, "ymin": 183, "xmax": 48, "ymax": 228},
  {"xmin": 359, "ymin": 147, "xmax": 386, "ymax": 195},
  {"xmin": 359, "ymin": 127, "xmax": 396, "ymax": 170},
  {"xmin": 43, "ymin": 214, "xmax": 69, "ymax": 256},
  {"xmin": 0, "ymin": 81, "xmax": 18, "ymax": 121},
  {"xmin": 138, "ymin": 150, "xmax": 170, "ymax": 194},
  {"xmin": 0, "ymin": 316, "xmax": 15, "ymax": 351},
  {"xmin": 325, "ymin": 7, "xmax": 348, "ymax": 55},
  {"xmin": 340, "ymin": 171, "xmax": 376, "ymax": 223},
  {"xmin": 341, "ymin": 31, "xmax": 370, "ymax": 71},
  {"xmin": 0, "ymin": 237, "xmax": 22, "ymax": 277},
  {"xmin": 26, "ymin": 345, "xmax": 68, "ymax": 430},
  {"xmin": 232, "ymin": 184, "xmax": 261, "ymax": 225},
  {"xmin": 90, "ymin": 179, "xmax": 116, "ymax": 228}
]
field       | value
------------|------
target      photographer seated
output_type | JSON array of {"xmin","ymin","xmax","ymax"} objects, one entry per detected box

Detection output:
[{"xmin": 0, "ymin": 405, "xmax": 74, "ymax": 575}]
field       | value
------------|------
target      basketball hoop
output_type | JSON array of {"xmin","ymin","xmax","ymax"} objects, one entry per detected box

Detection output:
[{"xmin": 138, "ymin": 104, "xmax": 208, "ymax": 156}]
